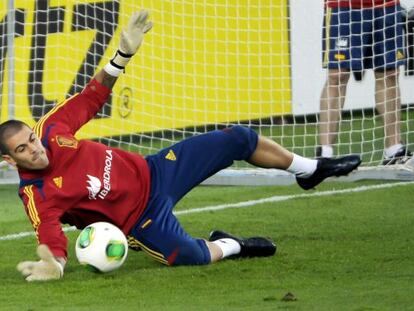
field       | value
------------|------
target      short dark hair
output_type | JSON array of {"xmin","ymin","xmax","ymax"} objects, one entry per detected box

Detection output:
[{"xmin": 0, "ymin": 120, "xmax": 30, "ymax": 155}]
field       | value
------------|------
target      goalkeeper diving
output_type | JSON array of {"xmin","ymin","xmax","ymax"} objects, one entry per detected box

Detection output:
[{"xmin": 0, "ymin": 10, "xmax": 361, "ymax": 281}]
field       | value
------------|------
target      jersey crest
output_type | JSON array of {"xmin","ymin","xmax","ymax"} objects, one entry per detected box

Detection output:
[{"xmin": 56, "ymin": 135, "xmax": 78, "ymax": 149}]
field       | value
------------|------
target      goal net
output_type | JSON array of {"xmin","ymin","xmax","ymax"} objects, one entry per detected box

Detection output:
[{"xmin": 1, "ymin": 0, "xmax": 414, "ymax": 185}]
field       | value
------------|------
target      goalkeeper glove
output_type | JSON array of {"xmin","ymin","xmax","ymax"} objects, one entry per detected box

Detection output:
[
  {"xmin": 17, "ymin": 244, "xmax": 65, "ymax": 282},
  {"xmin": 104, "ymin": 10, "xmax": 153, "ymax": 77}
]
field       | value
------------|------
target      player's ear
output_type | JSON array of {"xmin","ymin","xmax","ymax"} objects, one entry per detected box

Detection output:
[{"xmin": 2, "ymin": 155, "xmax": 17, "ymax": 167}]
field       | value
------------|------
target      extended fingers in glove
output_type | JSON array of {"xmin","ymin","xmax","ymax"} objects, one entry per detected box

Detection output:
[
  {"xmin": 128, "ymin": 10, "xmax": 152, "ymax": 33},
  {"xmin": 132, "ymin": 10, "xmax": 148, "ymax": 27},
  {"xmin": 142, "ymin": 21, "xmax": 153, "ymax": 33},
  {"xmin": 136, "ymin": 10, "xmax": 149, "ymax": 24},
  {"xmin": 26, "ymin": 271, "xmax": 52, "ymax": 282},
  {"xmin": 17, "ymin": 261, "xmax": 36, "ymax": 276}
]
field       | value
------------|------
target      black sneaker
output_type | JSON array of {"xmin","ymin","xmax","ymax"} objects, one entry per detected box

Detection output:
[
  {"xmin": 382, "ymin": 146, "xmax": 413, "ymax": 165},
  {"xmin": 296, "ymin": 155, "xmax": 361, "ymax": 190},
  {"xmin": 209, "ymin": 230, "xmax": 276, "ymax": 258}
]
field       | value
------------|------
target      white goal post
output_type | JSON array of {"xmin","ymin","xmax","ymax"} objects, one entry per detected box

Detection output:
[{"xmin": 1, "ymin": 0, "xmax": 414, "ymax": 186}]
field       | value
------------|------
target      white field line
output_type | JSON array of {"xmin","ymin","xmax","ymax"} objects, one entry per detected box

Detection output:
[{"xmin": 1, "ymin": 181, "xmax": 413, "ymax": 242}]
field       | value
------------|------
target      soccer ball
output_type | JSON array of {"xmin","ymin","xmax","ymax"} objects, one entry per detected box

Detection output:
[{"xmin": 75, "ymin": 222, "xmax": 128, "ymax": 273}]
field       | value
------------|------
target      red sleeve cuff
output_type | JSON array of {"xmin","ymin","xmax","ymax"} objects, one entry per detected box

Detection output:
[
  {"xmin": 50, "ymin": 247, "xmax": 67, "ymax": 259},
  {"xmin": 82, "ymin": 79, "xmax": 112, "ymax": 104}
]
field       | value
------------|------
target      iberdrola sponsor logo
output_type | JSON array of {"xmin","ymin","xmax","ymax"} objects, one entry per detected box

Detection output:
[
  {"xmin": 99, "ymin": 149, "xmax": 113, "ymax": 199},
  {"xmin": 86, "ymin": 150, "xmax": 113, "ymax": 200},
  {"xmin": 86, "ymin": 175, "xmax": 101, "ymax": 200}
]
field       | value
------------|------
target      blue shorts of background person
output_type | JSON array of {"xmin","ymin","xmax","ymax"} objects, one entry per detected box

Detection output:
[
  {"xmin": 128, "ymin": 126, "xmax": 258, "ymax": 266},
  {"xmin": 322, "ymin": 4, "xmax": 405, "ymax": 70}
]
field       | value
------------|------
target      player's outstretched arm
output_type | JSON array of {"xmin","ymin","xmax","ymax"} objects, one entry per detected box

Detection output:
[
  {"xmin": 95, "ymin": 10, "xmax": 153, "ymax": 89},
  {"xmin": 42, "ymin": 10, "xmax": 152, "ymax": 135},
  {"xmin": 17, "ymin": 245, "xmax": 66, "ymax": 282}
]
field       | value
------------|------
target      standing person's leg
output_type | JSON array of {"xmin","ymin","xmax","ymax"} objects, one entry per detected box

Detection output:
[
  {"xmin": 373, "ymin": 4, "xmax": 411, "ymax": 164},
  {"xmin": 318, "ymin": 6, "xmax": 355, "ymax": 158},
  {"xmin": 374, "ymin": 69, "xmax": 401, "ymax": 148},
  {"xmin": 319, "ymin": 69, "xmax": 351, "ymax": 157}
]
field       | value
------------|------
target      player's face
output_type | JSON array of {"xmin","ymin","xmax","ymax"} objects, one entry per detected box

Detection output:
[{"xmin": 2, "ymin": 126, "xmax": 49, "ymax": 170}]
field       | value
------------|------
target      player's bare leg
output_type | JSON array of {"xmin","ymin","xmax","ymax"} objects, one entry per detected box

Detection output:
[
  {"xmin": 375, "ymin": 69, "xmax": 411, "ymax": 164},
  {"xmin": 375, "ymin": 69, "xmax": 401, "ymax": 148},
  {"xmin": 247, "ymin": 136, "xmax": 293, "ymax": 169},
  {"xmin": 205, "ymin": 241, "xmax": 224, "ymax": 262},
  {"xmin": 318, "ymin": 69, "xmax": 351, "ymax": 157}
]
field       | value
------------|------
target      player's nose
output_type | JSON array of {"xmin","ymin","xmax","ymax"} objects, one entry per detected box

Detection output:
[{"xmin": 28, "ymin": 142, "xmax": 39, "ymax": 154}]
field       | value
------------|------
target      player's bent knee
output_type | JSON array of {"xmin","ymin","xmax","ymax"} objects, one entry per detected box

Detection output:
[
  {"xmin": 223, "ymin": 125, "xmax": 258, "ymax": 160},
  {"xmin": 169, "ymin": 239, "xmax": 211, "ymax": 266}
]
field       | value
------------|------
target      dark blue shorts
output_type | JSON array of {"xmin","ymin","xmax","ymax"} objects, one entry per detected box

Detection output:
[
  {"xmin": 128, "ymin": 126, "xmax": 258, "ymax": 266},
  {"xmin": 322, "ymin": 5, "xmax": 405, "ymax": 70}
]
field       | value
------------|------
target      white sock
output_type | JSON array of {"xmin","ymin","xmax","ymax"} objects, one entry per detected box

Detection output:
[
  {"xmin": 287, "ymin": 154, "xmax": 318, "ymax": 178},
  {"xmin": 212, "ymin": 238, "xmax": 241, "ymax": 259},
  {"xmin": 385, "ymin": 143, "xmax": 403, "ymax": 158},
  {"xmin": 321, "ymin": 145, "xmax": 334, "ymax": 158}
]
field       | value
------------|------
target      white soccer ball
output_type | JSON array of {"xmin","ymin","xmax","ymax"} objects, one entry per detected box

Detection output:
[{"xmin": 75, "ymin": 222, "xmax": 128, "ymax": 273}]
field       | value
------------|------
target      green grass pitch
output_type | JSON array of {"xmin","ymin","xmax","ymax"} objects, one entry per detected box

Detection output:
[{"xmin": 0, "ymin": 180, "xmax": 413, "ymax": 310}]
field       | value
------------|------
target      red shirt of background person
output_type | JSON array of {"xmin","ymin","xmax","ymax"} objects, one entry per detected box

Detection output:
[{"xmin": 326, "ymin": 0, "xmax": 399, "ymax": 8}]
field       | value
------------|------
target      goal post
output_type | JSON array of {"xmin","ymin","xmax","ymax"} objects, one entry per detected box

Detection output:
[{"xmin": 1, "ymin": 0, "xmax": 414, "ymax": 186}]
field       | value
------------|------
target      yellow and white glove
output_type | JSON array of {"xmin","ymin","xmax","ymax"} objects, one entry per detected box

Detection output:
[
  {"xmin": 17, "ymin": 244, "xmax": 65, "ymax": 282},
  {"xmin": 104, "ymin": 10, "xmax": 153, "ymax": 76}
]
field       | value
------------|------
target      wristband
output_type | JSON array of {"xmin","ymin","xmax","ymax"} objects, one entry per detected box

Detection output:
[
  {"xmin": 103, "ymin": 50, "xmax": 134, "ymax": 77},
  {"xmin": 103, "ymin": 63, "xmax": 124, "ymax": 77}
]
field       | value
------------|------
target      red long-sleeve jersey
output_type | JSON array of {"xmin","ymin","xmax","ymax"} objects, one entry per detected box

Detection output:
[
  {"xmin": 326, "ymin": 0, "xmax": 399, "ymax": 8},
  {"xmin": 18, "ymin": 79, "xmax": 150, "ymax": 259}
]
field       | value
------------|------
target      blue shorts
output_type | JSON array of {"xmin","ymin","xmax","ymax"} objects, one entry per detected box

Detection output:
[
  {"xmin": 128, "ymin": 126, "xmax": 258, "ymax": 266},
  {"xmin": 322, "ymin": 5, "xmax": 405, "ymax": 70}
]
